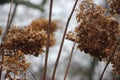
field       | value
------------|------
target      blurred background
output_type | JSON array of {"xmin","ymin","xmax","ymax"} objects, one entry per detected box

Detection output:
[{"xmin": 0, "ymin": 0, "xmax": 114, "ymax": 80}]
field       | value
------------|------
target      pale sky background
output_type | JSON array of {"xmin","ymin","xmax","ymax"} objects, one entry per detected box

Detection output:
[{"xmin": 0, "ymin": 0, "xmax": 113, "ymax": 80}]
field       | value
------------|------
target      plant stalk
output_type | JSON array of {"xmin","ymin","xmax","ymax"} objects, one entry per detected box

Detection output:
[
  {"xmin": 0, "ymin": 0, "xmax": 13, "ymax": 80},
  {"xmin": 43, "ymin": 0, "xmax": 53, "ymax": 80},
  {"xmin": 51, "ymin": 0, "xmax": 78, "ymax": 79},
  {"xmin": 64, "ymin": 42, "xmax": 76, "ymax": 80}
]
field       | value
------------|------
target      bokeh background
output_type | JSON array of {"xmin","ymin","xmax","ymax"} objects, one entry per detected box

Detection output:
[{"xmin": 0, "ymin": 0, "xmax": 114, "ymax": 80}]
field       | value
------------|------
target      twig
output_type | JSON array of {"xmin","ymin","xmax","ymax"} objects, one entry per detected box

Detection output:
[
  {"xmin": 43, "ymin": 0, "xmax": 53, "ymax": 80},
  {"xmin": 8, "ymin": 4, "xmax": 18, "ymax": 28},
  {"xmin": 2, "ymin": 0, "xmax": 13, "ymax": 41},
  {"xmin": 0, "ymin": 0, "xmax": 13, "ymax": 80},
  {"xmin": 14, "ymin": 0, "xmax": 45, "ymax": 11},
  {"xmin": 28, "ymin": 69, "xmax": 38, "ymax": 80},
  {"xmin": 51, "ymin": 0, "xmax": 78, "ymax": 79},
  {"xmin": 1, "ymin": 0, "xmax": 45, "ymax": 11},
  {"xmin": 64, "ymin": 42, "xmax": 76, "ymax": 80},
  {"xmin": 99, "ymin": 40, "xmax": 120, "ymax": 80}
]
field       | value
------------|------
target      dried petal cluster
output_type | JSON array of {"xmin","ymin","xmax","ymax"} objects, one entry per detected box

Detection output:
[
  {"xmin": 2, "ymin": 50, "xmax": 30, "ymax": 74},
  {"xmin": 1, "ymin": 26, "xmax": 47, "ymax": 56},
  {"xmin": 67, "ymin": 0, "xmax": 120, "ymax": 76},
  {"xmin": 29, "ymin": 18, "xmax": 57, "ymax": 46},
  {"xmin": 30, "ymin": 18, "xmax": 57, "ymax": 33},
  {"xmin": 107, "ymin": 0, "xmax": 120, "ymax": 15},
  {"xmin": 0, "ymin": 50, "xmax": 30, "ymax": 80},
  {"xmin": 66, "ymin": 0, "xmax": 120, "ymax": 60},
  {"xmin": 0, "ymin": 19, "xmax": 58, "ymax": 79}
]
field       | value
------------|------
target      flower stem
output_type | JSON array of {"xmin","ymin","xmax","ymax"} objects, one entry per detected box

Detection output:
[
  {"xmin": 43, "ymin": 0, "xmax": 53, "ymax": 80},
  {"xmin": 51, "ymin": 0, "xmax": 78, "ymax": 79},
  {"xmin": 0, "ymin": 0, "xmax": 13, "ymax": 79},
  {"xmin": 64, "ymin": 42, "xmax": 76, "ymax": 80}
]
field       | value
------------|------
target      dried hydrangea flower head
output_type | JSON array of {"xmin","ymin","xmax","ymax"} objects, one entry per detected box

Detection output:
[
  {"xmin": 66, "ymin": 0, "xmax": 120, "ymax": 60},
  {"xmin": 29, "ymin": 18, "xmax": 58, "ymax": 46},
  {"xmin": 107, "ymin": 0, "xmax": 120, "ymax": 15},
  {"xmin": 29, "ymin": 18, "xmax": 57, "ymax": 33},
  {"xmin": 2, "ymin": 50, "xmax": 30, "ymax": 79},
  {"xmin": 1, "ymin": 26, "xmax": 47, "ymax": 57}
]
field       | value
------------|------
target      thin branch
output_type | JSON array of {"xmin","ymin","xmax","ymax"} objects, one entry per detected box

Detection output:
[
  {"xmin": 1, "ymin": 0, "xmax": 45, "ymax": 11},
  {"xmin": 2, "ymin": 0, "xmax": 13, "ymax": 41},
  {"xmin": 64, "ymin": 42, "xmax": 76, "ymax": 80},
  {"xmin": 43, "ymin": 0, "xmax": 53, "ymax": 80},
  {"xmin": 13, "ymin": 0, "xmax": 45, "ymax": 11},
  {"xmin": 0, "ymin": 0, "xmax": 13, "ymax": 79},
  {"xmin": 8, "ymin": 4, "xmax": 18, "ymax": 28},
  {"xmin": 51, "ymin": 0, "xmax": 78, "ymax": 79},
  {"xmin": 28, "ymin": 69, "xmax": 38, "ymax": 80},
  {"xmin": 99, "ymin": 40, "xmax": 120, "ymax": 80}
]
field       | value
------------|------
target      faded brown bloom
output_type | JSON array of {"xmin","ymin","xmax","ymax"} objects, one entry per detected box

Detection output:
[
  {"xmin": 29, "ymin": 18, "xmax": 57, "ymax": 33},
  {"xmin": 29, "ymin": 18, "xmax": 57, "ymax": 46},
  {"xmin": 1, "ymin": 25, "xmax": 47, "ymax": 56},
  {"xmin": 107, "ymin": 0, "xmax": 120, "ymax": 15},
  {"xmin": 2, "ymin": 50, "xmax": 30, "ymax": 79},
  {"xmin": 66, "ymin": 0, "xmax": 119, "ymax": 60}
]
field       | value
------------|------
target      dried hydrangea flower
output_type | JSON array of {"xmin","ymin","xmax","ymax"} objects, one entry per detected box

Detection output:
[
  {"xmin": 29, "ymin": 18, "xmax": 57, "ymax": 46},
  {"xmin": 107, "ymin": 0, "xmax": 120, "ymax": 15},
  {"xmin": 66, "ymin": 0, "xmax": 120, "ymax": 60},
  {"xmin": 29, "ymin": 18, "xmax": 57, "ymax": 33},
  {"xmin": 1, "ymin": 25, "xmax": 47, "ymax": 56},
  {"xmin": 2, "ymin": 50, "xmax": 30, "ymax": 79}
]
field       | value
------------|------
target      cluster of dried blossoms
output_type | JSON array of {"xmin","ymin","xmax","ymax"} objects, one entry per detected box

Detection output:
[
  {"xmin": 2, "ymin": 50, "xmax": 30, "ymax": 79},
  {"xmin": 1, "ymin": 19, "xmax": 57, "ymax": 57},
  {"xmin": 1, "ymin": 26, "xmax": 47, "ymax": 56},
  {"xmin": 0, "ymin": 19, "xmax": 57, "ymax": 79},
  {"xmin": 66, "ymin": 0, "xmax": 120, "ymax": 75},
  {"xmin": 29, "ymin": 18, "xmax": 57, "ymax": 46},
  {"xmin": 107, "ymin": 0, "xmax": 120, "ymax": 15}
]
